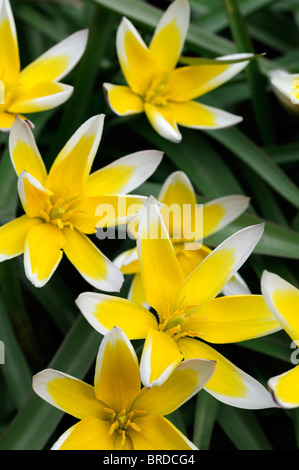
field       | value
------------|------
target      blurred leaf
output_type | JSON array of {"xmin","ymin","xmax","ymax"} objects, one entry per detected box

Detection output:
[{"xmin": 193, "ymin": 389, "xmax": 219, "ymax": 450}]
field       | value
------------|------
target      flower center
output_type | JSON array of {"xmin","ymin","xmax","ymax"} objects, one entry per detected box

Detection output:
[
  {"xmin": 104, "ymin": 404, "xmax": 145, "ymax": 446},
  {"xmin": 144, "ymin": 73, "xmax": 170, "ymax": 106},
  {"xmin": 40, "ymin": 197, "xmax": 81, "ymax": 230},
  {"xmin": 159, "ymin": 297, "xmax": 204, "ymax": 341}
]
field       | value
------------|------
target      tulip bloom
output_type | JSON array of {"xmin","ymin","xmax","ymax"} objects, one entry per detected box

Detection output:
[
  {"xmin": 261, "ymin": 271, "xmax": 299, "ymax": 408},
  {"xmin": 103, "ymin": 0, "xmax": 253, "ymax": 142},
  {"xmin": 33, "ymin": 327, "xmax": 216, "ymax": 450},
  {"xmin": 114, "ymin": 170, "xmax": 251, "ymax": 305},
  {"xmin": 77, "ymin": 197, "xmax": 280, "ymax": 409},
  {"xmin": 0, "ymin": 0, "xmax": 89, "ymax": 131},
  {"xmin": 0, "ymin": 116, "xmax": 162, "ymax": 289},
  {"xmin": 269, "ymin": 69, "xmax": 299, "ymax": 113}
]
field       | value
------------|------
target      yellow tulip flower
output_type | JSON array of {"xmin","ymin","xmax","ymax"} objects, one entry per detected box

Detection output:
[
  {"xmin": 77, "ymin": 197, "xmax": 280, "ymax": 409},
  {"xmin": 0, "ymin": 116, "xmax": 162, "ymax": 289},
  {"xmin": 261, "ymin": 271, "xmax": 299, "ymax": 408},
  {"xmin": 103, "ymin": 0, "xmax": 253, "ymax": 142},
  {"xmin": 33, "ymin": 327, "xmax": 216, "ymax": 450},
  {"xmin": 0, "ymin": 0, "xmax": 89, "ymax": 131},
  {"xmin": 114, "ymin": 170, "xmax": 251, "ymax": 306}
]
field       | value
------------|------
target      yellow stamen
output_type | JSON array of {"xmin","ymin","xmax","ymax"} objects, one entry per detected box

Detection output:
[{"xmin": 108, "ymin": 421, "xmax": 119, "ymax": 435}]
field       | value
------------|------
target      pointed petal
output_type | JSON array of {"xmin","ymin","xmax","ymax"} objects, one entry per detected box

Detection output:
[
  {"xmin": 8, "ymin": 82, "xmax": 73, "ymax": 114},
  {"xmin": 0, "ymin": 111, "xmax": 17, "ymax": 132},
  {"xmin": 139, "ymin": 329, "xmax": 183, "ymax": 388},
  {"xmin": 17, "ymin": 171, "xmax": 53, "ymax": 218},
  {"xmin": 268, "ymin": 365, "xmax": 299, "ymax": 409},
  {"xmin": 133, "ymin": 358, "xmax": 215, "ymax": 416},
  {"xmin": 32, "ymin": 368, "xmax": 106, "ymax": 420},
  {"xmin": 114, "ymin": 247, "xmax": 140, "ymax": 274},
  {"xmin": 131, "ymin": 415, "xmax": 197, "ymax": 450},
  {"xmin": 83, "ymin": 149, "xmax": 163, "ymax": 198},
  {"xmin": 165, "ymin": 100, "xmax": 243, "ymax": 130},
  {"xmin": 94, "ymin": 327, "xmax": 141, "ymax": 411},
  {"xmin": 261, "ymin": 271, "xmax": 299, "ymax": 342},
  {"xmin": 158, "ymin": 170, "xmax": 196, "ymax": 207},
  {"xmin": 175, "ymin": 243, "xmax": 212, "ymax": 278},
  {"xmin": 128, "ymin": 273, "xmax": 149, "ymax": 308},
  {"xmin": 181, "ymin": 295, "xmax": 281, "ymax": 343},
  {"xmin": 0, "ymin": 0, "xmax": 20, "ymax": 87},
  {"xmin": 137, "ymin": 197, "xmax": 184, "ymax": 317},
  {"xmin": 175, "ymin": 223, "xmax": 264, "ymax": 311},
  {"xmin": 144, "ymin": 102, "xmax": 182, "ymax": 143},
  {"xmin": 0, "ymin": 215, "xmax": 42, "ymax": 261},
  {"xmin": 76, "ymin": 292, "xmax": 158, "ymax": 339},
  {"xmin": 270, "ymin": 73, "xmax": 299, "ymax": 105},
  {"xmin": 202, "ymin": 195, "xmax": 250, "ymax": 238},
  {"xmin": 167, "ymin": 53, "xmax": 253, "ymax": 101},
  {"xmin": 9, "ymin": 117, "xmax": 47, "ymax": 183},
  {"xmin": 158, "ymin": 171, "xmax": 198, "ymax": 240},
  {"xmin": 116, "ymin": 17, "xmax": 155, "ymax": 95},
  {"xmin": 24, "ymin": 223, "xmax": 64, "ymax": 287},
  {"xmin": 17, "ymin": 29, "xmax": 88, "ymax": 85},
  {"xmin": 46, "ymin": 115, "xmax": 104, "ymax": 201},
  {"xmin": 70, "ymin": 194, "xmax": 146, "ymax": 234},
  {"xmin": 103, "ymin": 83, "xmax": 144, "ymax": 116},
  {"xmin": 53, "ymin": 417, "xmax": 116, "ymax": 450},
  {"xmin": 149, "ymin": 0, "xmax": 190, "ymax": 73},
  {"xmin": 179, "ymin": 337, "xmax": 277, "ymax": 409},
  {"xmin": 62, "ymin": 227, "xmax": 123, "ymax": 292}
]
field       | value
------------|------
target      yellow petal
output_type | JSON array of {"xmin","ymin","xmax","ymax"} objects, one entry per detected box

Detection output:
[
  {"xmin": 24, "ymin": 223, "xmax": 64, "ymax": 287},
  {"xmin": 94, "ymin": 327, "xmax": 141, "ymax": 411},
  {"xmin": 0, "ymin": 111, "xmax": 17, "ymax": 131},
  {"xmin": 179, "ymin": 337, "xmax": 276, "ymax": 409},
  {"xmin": 261, "ymin": 271, "xmax": 299, "ymax": 342},
  {"xmin": 202, "ymin": 195, "xmax": 250, "ymax": 238},
  {"xmin": 181, "ymin": 295, "xmax": 281, "ymax": 343},
  {"xmin": 174, "ymin": 243, "xmax": 212, "ymax": 278},
  {"xmin": 9, "ymin": 117, "xmax": 47, "ymax": 183},
  {"xmin": 166, "ymin": 53, "xmax": 253, "ymax": 102},
  {"xmin": 116, "ymin": 17, "xmax": 155, "ymax": 96},
  {"xmin": 0, "ymin": 0, "xmax": 20, "ymax": 87},
  {"xmin": 268, "ymin": 365, "xmax": 299, "ymax": 409},
  {"xmin": 33, "ymin": 368, "xmax": 106, "ymax": 420},
  {"xmin": 17, "ymin": 29, "xmax": 88, "ymax": 85},
  {"xmin": 54, "ymin": 417, "xmax": 116, "ymax": 450},
  {"xmin": 149, "ymin": 0, "xmax": 190, "ymax": 73},
  {"xmin": 131, "ymin": 415, "xmax": 197, "ymax": 450},
  {"xmin": 103, "ymin": 83, "xmax": 144, "ymax": 116},
  {"xmin": 137, "ymin": 197, "xmax": 184, "ymax": 318},
  {"xmin": 0, "ymin": 215, "xmax": 42, "ymax": 261},
  {"xmin": 114, "ymin": 247, "xmax": 140, "ymax": 274},
  {"xmin": 128, "ymin": 273, "xmax": 148, "ymax": 308},
  {"xmin": 144, "ymin": 102, "xmax": 182, "ymax": 143},
  {"xmin": 132, "ymin": 358, "xmax": 215, "ymax": 416},
  {"xmin": 175, "ymin": 224, "xmax": 264, "ymax": 312},
  {"xmin": 83, "ymin": 149, "xmax": 162, "ymax": 198},
  {"xmin": 164, "ymin": 100, "xmax": 243, "ymax": 130},
  {"xmin": 139, "ymin": 329, "xmax": 183, "ymax": 387},
  {"xmin": 8, "ymin": 82, "xmax": 73, "ymax": 114},
  {"xmin": 46, "ymin": 115, "xmax": 104, "ymax": 201},
  {"xmin": 158, "ymin": 171, "xmax": 199, "ymax": 241},
  {"xmin": 76, "ymin": 292, "xmax": 158, "ymax": 339},
  {"xmin": 17, "ymin": 171, "xmax": 53, "ymax": 218},
  {"xmin": 62, "ymin": 227, "xmax": 123, "ymax": 292}
]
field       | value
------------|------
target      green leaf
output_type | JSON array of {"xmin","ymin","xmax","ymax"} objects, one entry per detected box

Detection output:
[
  {"xmin": 205, "ymin": 211, "xmax": 299, "ymax": 259},
  {"xmin": 193, "ymin": 389, "xmax": 219, "ymax": 450},
  {"xmin": 0, "ymin": 293, "xmax": 32, "ymax": 410},
  {"xmin": 206, "ymin": 127, "xmax": 299, "ymax": 209},
  {"xmin": 217, "ymin": 405, "xmax": 273, "ymax": 450},
  {"xmin": 0, "ymin": 316, "xmax": 102, "ymax": 450}
]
